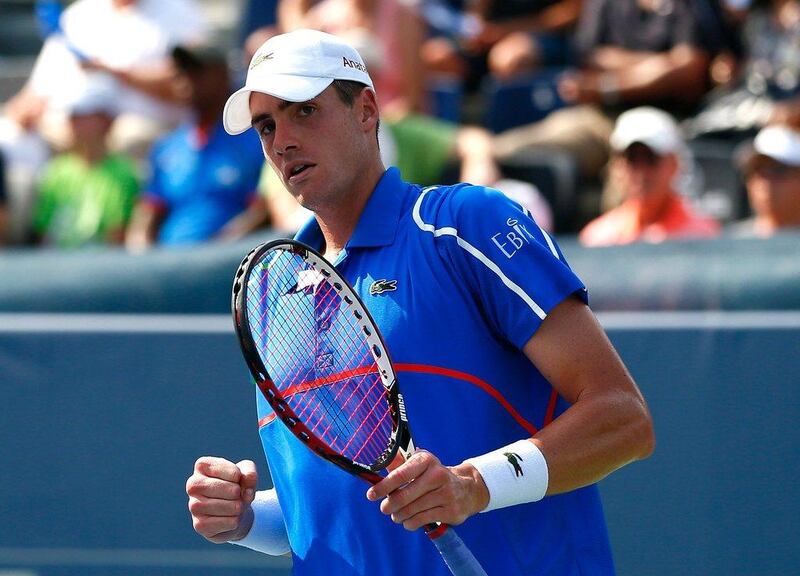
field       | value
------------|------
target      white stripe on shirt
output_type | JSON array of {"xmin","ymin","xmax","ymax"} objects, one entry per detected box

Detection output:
[{"xmin": 412, "ymin": 187, "xmax": 547, "ymax": 320}]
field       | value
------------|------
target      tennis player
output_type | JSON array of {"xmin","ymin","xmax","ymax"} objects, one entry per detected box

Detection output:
[{"xmin": 186, "ymin": 29, "xmax": 654, "ymax": 575}]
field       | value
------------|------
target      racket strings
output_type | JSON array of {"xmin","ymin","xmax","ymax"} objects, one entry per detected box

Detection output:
[
  {"xmin": 299, "ymin": 275, "xmax": 393, "ymax": 464},
  {"xmin": 247, "ymin": 250, "xmax": 394, "ymax": 468}
]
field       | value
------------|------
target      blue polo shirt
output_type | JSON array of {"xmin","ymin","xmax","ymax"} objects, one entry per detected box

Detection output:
[
  {"xmin": 257, "ymin": 168, "xmax": 614, "ymax": 575},
  {"xmin": 146, "ymin": 122, "xmax": 263, "ymax": 244}
]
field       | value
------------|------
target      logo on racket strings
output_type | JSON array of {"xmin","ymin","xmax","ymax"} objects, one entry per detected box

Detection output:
[
  {"xmin": 369, "ymin": 279, "xmax": 397, "ymax": 295},
  {"xmin": 315, "ymin": 351, "xmax": 334, "ymax": 369}
]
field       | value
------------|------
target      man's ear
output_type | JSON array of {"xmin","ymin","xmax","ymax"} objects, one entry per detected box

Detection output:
[{"xmin": 357, "ymin": 88, "xmax": 380, "ymax": 134}]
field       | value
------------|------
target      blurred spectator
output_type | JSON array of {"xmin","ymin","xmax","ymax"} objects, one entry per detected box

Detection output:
[
  {"xmin": 239, "ymin": 0, "xmax": 280, "ymax": 51},
  {"xmin": 493, "ymin": 0, "xmax": 713, "ymax": 185},
  {"xmin": 242, "ymin": 0, "xmax": 427, "ymax": 118},
  {"xmin": 687, "ymin": 0, "xmax": 800, "ymax": 140},
  {"xmin": 247, "ymin": 28, "xmax": 553, "ymax": 233},
  {"xmin": 125, "ymin": 45, "xmax": 266, "ymax": 251},
  {"xmin": 3, "ymin": 0, "xmax": 208, "ymax": 158},
  {"xmin": 260, "ymin": 118, "xmax": 554, "ymax": 233},
  {"xmin": 728, "ymin": 123, "xmax": 800, "ymax": 236},
  {"xmin": 579, "ymin": 107, "xmax": 720, "ymax": 247},
  {"xmin": 694, "ymin": 0, "xmax": 747, "ymax": 74},
  {"xmin": 420, "ymin": 0, "xmax": 582, "ymax": 85},
  {"xmin": 0, "ymin": 118, "xmax": 50, "ymax": 245},
  {"xmin": 31, "ymin": 75, "xmax": 140, "ymax": 248}
]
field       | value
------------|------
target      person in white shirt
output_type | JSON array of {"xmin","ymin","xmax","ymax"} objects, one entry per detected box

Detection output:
[{"xmin": 3, "ymin": 0, "xmax": 208, "ymax": 157}]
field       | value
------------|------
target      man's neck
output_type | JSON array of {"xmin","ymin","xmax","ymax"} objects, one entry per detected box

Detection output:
[
  {"xmin": 634, "ymin": 190, "xmax": 675, "ymax": 227},
  {"xmin": 75, "ymin": 142, "xmax": 109, "ymax": 165},
  {"xmin": 195, "ymin": 102, "xmax": 226, "ymax": 136},
  {"xmin": 314, "ymin": 161, "xmax": 386, "ymax": 261}
]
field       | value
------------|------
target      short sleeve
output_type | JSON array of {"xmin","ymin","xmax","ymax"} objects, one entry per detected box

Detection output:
[
  {"xmin": 32, "ymin": 161, "xmax": 60, "ymax": 234},
  {"xmin": 0, "ymin": 153, "xmax": 6, "ymax": 202},
  {"xmin": 671, "ymin": 0, "xmax": 710, "ymax": 50},
  {"xmin": 573, "ymin": 0, "xmax": 609, "ymax": 63},
  {"xmin": 162, "ymin": 0, "xmax": 210, "ymax": 46},
  {"xmin": 431, "ymin": 185, "xmax": 587, "ymax": 350},
  {"xmin": 106, "ymin": 155, "xmax": 140, "ymax": 228},
  {"xmin": 143, "ymin": 141, "xmax": 169, "ymax": 206}
]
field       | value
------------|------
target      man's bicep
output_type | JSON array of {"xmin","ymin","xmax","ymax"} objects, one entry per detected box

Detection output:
[{"xmin": 523, "ymin": 296, "xmax": 639, "ymax": 405}]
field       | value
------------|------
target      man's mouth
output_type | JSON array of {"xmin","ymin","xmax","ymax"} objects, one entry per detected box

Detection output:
[{"xmin": 286, "ymin": 163, "xmax": 314, "ymax": 182}]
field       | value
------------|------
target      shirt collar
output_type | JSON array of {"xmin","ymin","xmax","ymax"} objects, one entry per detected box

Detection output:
[{"xmin": 295, "ymin": 167, "xmax": 409, "ymax": 251}]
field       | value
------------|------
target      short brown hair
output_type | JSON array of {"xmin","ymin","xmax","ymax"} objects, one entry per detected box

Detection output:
[{"xmin": 332, "ymin": 80, "xmax": 380, "ymax": 142}]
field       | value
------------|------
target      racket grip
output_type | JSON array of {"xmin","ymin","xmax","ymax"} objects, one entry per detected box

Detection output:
[{"xmin": 426, "ymin": 524, "xmax": 488, "ymax": 576}]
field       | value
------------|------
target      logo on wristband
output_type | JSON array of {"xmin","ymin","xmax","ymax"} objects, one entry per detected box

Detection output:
[{"xmin": 504, "ymin": 452, "xmax": 524, "ymax": 477}]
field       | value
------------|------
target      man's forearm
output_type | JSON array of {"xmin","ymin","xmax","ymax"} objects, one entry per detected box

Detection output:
[{"xmin": 612, "ymin": 45, "xmax": 710, "ymax": 105}]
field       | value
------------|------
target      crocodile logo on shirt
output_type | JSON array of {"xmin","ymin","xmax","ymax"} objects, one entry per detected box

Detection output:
[
  {"xmin": 369, "ymin": 279, "xmax": 397, "ymax": 295},
  {"xmin": 504, "ymin": 452, "xmax": 524, "ymax": 477}
]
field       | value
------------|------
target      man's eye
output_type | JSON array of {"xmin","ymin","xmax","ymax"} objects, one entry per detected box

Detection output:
[
  {"xmin": 259, "ymin": 121, "xmax": 275, "ymax": 135},
  {"xmin": 299, "ymin": 105, "xmax": 315, "ymax": 116}
]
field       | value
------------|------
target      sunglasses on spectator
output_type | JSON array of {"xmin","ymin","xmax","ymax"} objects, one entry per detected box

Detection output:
[{"xmin": 618, "ymin": 145, "xmax": 662, "ymax": 166}]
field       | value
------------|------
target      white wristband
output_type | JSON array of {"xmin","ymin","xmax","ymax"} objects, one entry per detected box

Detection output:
[
  {"xmin": 230, "ymin": 489, "xmax": 291, "ymax": 555},
  {"xmin": 464, "ymin": 439, "xmax": 549, "ymax": 512}
]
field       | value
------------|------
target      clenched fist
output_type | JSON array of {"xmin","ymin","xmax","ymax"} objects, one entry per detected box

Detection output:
[{"xmin": 186, "ymin": 457, "xmax": 258, "ymax": 543}]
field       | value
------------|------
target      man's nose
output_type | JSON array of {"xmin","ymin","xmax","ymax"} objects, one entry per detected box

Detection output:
[{"xmin": 273, "ymin": 122, "xmax": 298, "ymax": 156}]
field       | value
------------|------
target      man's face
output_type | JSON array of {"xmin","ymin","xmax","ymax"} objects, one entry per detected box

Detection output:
[
  {"xmin": 613, "ymin": 143, "xmax": 678, "ymax": 201},
  {"xmin": 69, "ymin": 112, "xmax": 113, "ymax": 142},
  {"xmin": 249, "ymin": 86, "xmax": 375, "ymax": 212},
  {"xmin": 174, "ymin": 65, "xmax": 229, "ymax": 111},
  {"xmin": 745, "ymin": 156, "xmax": 800, "ymax": 225}
]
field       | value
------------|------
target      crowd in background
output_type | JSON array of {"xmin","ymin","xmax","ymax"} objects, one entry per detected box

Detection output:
[{"xmin": 0, "ymin": 0, "xmax": 799, "ymax": 252}]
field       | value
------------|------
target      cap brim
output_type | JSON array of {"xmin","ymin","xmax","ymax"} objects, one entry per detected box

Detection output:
[
  {"xmin": 611, "ymin": 134, "xmax": 673, "ymax": 155},
  {"xmin": 223, "ymin": 75, "xmax": 335, "ymax": 135},
  {"xmin": 753, "ymin": 143, "xmax": 800, "ymax": 167}
]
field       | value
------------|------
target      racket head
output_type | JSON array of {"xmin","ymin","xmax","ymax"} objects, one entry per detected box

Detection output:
[{"xmin": 232, "ymin": 239, "xmax": 410, "ymax": 481}]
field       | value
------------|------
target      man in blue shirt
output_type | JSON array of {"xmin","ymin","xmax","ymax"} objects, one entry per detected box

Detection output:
[
  {"xmin": 186, "ymin": 29, "xmax": 655, "ymax": 575},
  {"xmin": 125, "ymin": 44, "xmax": 266, "ymax": 250}
]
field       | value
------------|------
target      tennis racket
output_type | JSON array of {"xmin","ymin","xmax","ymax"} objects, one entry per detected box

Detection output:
[{"xmin": 232, "ymin": 239, "xmax": 488, "ymax": 576}]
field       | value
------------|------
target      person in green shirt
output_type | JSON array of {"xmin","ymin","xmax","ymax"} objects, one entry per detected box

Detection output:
[{"xmin": 32, "ymin": 75, "xmax": 139, "ymax": 248}]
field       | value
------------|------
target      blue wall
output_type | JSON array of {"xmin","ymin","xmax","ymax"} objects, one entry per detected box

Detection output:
[
  {"xmin": 601, "ymin": 321, "xmax": 800, "ymax": 575},
  {"xmin": 1, "ymin": 234, "xmax": 798, "ymax": 574},
  {"xmin": 0, "ymin": 324, "xmax": 289, "ymax": 575},
  {"xmin": 1, "ymin": 314, "xmax": 798, "ymax": 575}
]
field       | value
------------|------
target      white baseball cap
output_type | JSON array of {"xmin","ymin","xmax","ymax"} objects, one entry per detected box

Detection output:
[
  {"xmin": 223, "ymin": 29, "xmax": 375, "ymax": 135},
  {"xmin": 62, "ymin": 72, "xmax": 120, "ymax": 117},
  {"xmin": 749, "ymin": 125, "xmax": 800, "ymax": 167},
  {"xmin": 609, "ymin": 107, "xmax": 685, "ymax": 155}
]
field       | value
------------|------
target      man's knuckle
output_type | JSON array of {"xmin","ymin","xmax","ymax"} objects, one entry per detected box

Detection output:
[
  {"xmin": 389, "ymin": 490, "xmax": 407, "ymax": 508},
  {"xmin": 226, "ymin": 483, "xmax": 242, "ymax": 500},
  {"xmin": 186, "ymin": 475, "xmax": 206, "ymax": 496},
  {"xmin": 195, "ymin": 456, "xmax": 214, "ymax": 472},
  {"xmin": 393, "ymin": 468, "xmax": 414, "ymax": 485},
  {"xmin": 429, "ymin": 466, "xmax": 448, "ymax": 484}
]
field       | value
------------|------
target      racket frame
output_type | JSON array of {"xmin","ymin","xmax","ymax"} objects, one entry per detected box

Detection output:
[
  {"xmin": 232, "ymin": 239, "xmax": 414, "ymax": 483},
  {"xmin": 232, "ymin": 240, "xmax": 490, "ymax": 576}
]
